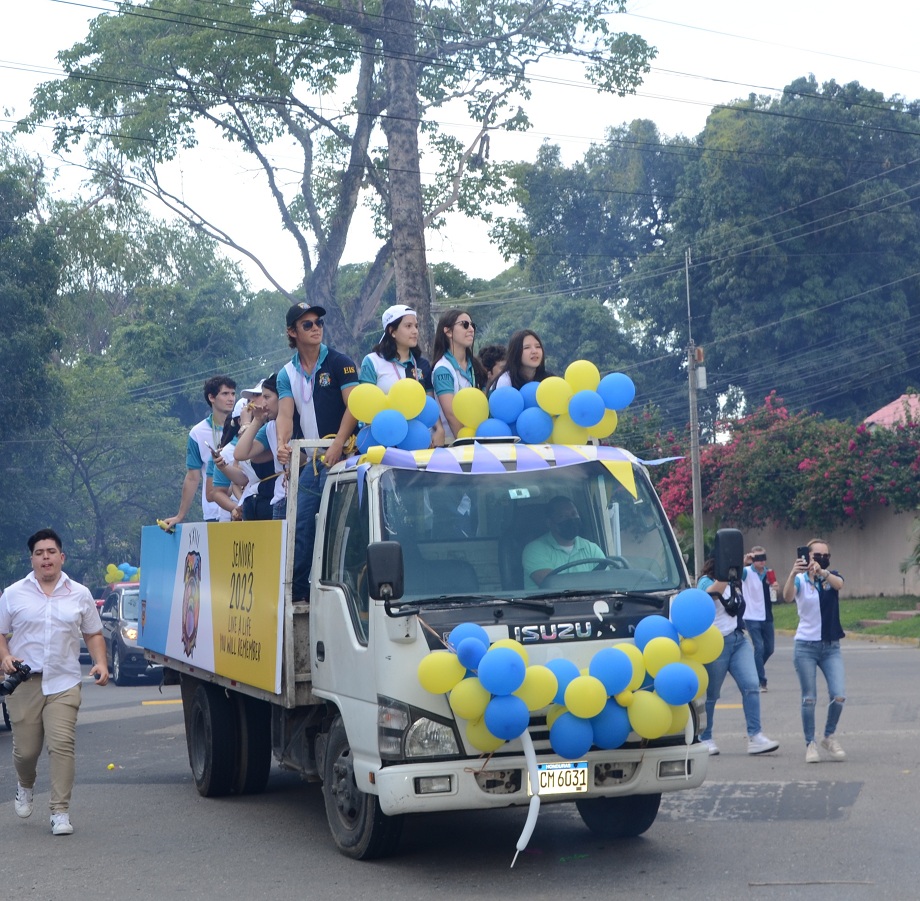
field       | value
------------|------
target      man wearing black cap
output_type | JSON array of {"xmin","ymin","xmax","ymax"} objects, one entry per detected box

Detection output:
[{"xmin": 276, "ymin": 303, "xmax": 359, "ymax": 598}]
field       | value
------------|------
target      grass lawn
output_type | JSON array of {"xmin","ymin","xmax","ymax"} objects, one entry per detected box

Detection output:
[{"xmin": 771, "ymin": 596, "xmax": 920, "ymax": 639}]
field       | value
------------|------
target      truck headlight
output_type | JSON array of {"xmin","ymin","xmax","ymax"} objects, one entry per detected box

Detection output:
[{"xmin": 378, "ymin": 697, "xmax": 460, "ymax": 760}]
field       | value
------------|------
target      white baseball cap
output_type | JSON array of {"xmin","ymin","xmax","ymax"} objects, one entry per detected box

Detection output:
[
  {"xmin": 231, "ymin": 398, "xmax": 248, "ymax": 419},
  {"xmin": 241, "ymin": 379, "xmax": 265, "ymax": 399},
  {"xmin": 380, "ymin": 304, "xmax": 417, "ymax": 340}
]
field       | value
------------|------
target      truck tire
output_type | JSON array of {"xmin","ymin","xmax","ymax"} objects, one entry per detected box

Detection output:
[
  {"xmin": 232, "ymin": 694, "xmax": 272, "ymax": 795},
  {"xmin": 322, "ymin": 716, "xmax": 403, "ymax": 860},
  {"xmin": 188, "ymin": 684, "xmax": 237, "ymax": 797},
  {"xmin": 575, "ymin": 793, "xmax": 661, "ymax": 838}
]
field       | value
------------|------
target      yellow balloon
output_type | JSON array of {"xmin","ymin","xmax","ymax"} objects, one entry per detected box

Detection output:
[
  {"xmin": 614, "ymin": 689, "xmax": 634, "ymax": 708},
  {"xmin": 514, "ymin": 665, "xmax": 558, "ymax": 711},
  {"xmin": 535, "ymin": 376, "xmax": 573, "ymax": 416},
  {"xmin": 679, "ymin": 637, "xmax": 697, "ymax": 657},
  {"xmin": 669, "ymin": 703, "xmax": 690, "ymax": 734},
  {"xmin": 417, "ymin": 650, "xmax": 466, "ymax": 695},
  {"xmin": 564, "ymin": 675, "xmax": 608, "ymax": 719},
  {"xmin": 489, "ymin": 638, "xmax": 529, "ymax": 667},
  {"xmin": 586, "ymin": 408, "xmax": 618, "ymax": 439},
  {"xmin": 452, "ymin": 387, "xmax": 490, "ymax": 427},
  {"xmin": 550, "ymin": 413, "xmax": 589, "ymax": 445},
  {"xmin": 683, "ymin": 625, "xmax": 724, "ymax": 665},
  {"xmin": 348, "ymin": 383, "xmax": 388, "ymax": 422},
  {"xmin": 466, "ymin": 716, "xmax": 506, "ymax": 752},
  {"xmin": 642, "ymin": 636, "xmax": 682, "ymax": 677},
  {"xmin": 457, "ymin": 426, "xmax": 476, "ymax": 438},
  {"xmin": 546, "ymin": 703, "xmax": 567, "ymax": 729},
  {"xmin": 616, "ymin": 642, "xmax": 646, "ymax": 691},
  {"xmin": 564, "ymin": 360, "xmax": 601, "ymax": 393},
  {"xmin": 387, "ymin": 377, "xmax": 427, "ymax": 420},
  {"xmin": 681, "ymin": 658, "xmax": 710, "ymax": 699},
  {"xmin": 627, "ymin": 690, "xmax": 673, "ymax": 739},
  {"xmin": 449, "ymin": 677, "xmax": 491, "ymax": 721}
]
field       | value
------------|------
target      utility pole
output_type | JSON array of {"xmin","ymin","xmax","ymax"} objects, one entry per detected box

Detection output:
[{"xmin": 686, "ymin": 248, "xmax": 705, "ymax": 582}]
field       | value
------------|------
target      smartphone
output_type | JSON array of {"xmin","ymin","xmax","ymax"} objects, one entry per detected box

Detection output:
[{"xmin": 796, "ymin": 545, "xmax": 810, "ymax": 564}]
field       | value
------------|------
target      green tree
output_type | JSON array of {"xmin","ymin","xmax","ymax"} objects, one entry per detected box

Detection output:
[
  {"xmin": 627, "ymin": 77, "xmax": 920, "ymax": 422},
  {"xmin": 25, "ymin": 0, "xmax": 654, "ymax": 357}
]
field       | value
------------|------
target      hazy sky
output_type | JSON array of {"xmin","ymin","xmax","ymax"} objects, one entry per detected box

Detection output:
[{"xmin": 4, "ymin": 0, "xmax": 920, "ymax": 287}]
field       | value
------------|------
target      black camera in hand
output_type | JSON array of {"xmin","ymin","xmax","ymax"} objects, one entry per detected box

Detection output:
[{"xmin": 0, "ymin": 661, "xmax": 32, "ymax": 696}]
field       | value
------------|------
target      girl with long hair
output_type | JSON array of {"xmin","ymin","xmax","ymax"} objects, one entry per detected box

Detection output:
[
  {"xmin": 430, "ymin": 308, "xmax": 486, "ymax": 441},
  {"xmin": 490, "ymin": 329, "xmax": 548, "ymax": 391}
]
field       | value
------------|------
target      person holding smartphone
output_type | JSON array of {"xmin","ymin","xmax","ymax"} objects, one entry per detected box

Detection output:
[{"xmin": 782, "ymin": 539, "xmax": 847, "ymax": 764}]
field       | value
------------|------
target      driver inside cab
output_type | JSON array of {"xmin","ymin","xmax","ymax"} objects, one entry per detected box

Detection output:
[{"xmin": 523, "ymin": 496, "xmax": 606, "ymax": 588}]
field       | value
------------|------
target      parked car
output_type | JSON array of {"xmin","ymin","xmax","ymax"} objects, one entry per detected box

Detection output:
[{"xmin": 100, "ymin": 583, "xmax": 159, "ymax": 685}]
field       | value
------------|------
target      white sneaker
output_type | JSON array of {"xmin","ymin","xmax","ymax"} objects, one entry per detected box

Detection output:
[
  {"xmin": 821, "ymin": 735, "xmax": 846, "ymax": 760},
  {"xmin": 805, "ymin": 741, "xmax": 820, "ymax": 763},
  {"xmin": 747, "ymin": 732, "xmax": 779, "ymax": 755},
  {"xmin": 702, "ymin": 738, "xmax": 720, "ymax": 756},
  {"xmin": 15, "ymin": 784, "xmax": 33, "ymax": 818},
  {"xmin": 51, "ymin": 812, "xmax": 74, "ymax": 835}
]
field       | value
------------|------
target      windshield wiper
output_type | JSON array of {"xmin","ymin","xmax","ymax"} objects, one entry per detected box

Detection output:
[{"xmin": 609, "ymin": 591, "xmax": 666, "ymax": 609}]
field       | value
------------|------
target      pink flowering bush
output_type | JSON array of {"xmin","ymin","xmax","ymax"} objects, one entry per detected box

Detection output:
[{"xmin": 649, "ymin": 392, "xmax": 920, "ymax": 531}]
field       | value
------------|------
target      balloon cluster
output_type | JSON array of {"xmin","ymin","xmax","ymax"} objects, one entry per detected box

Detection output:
[
  {"xmin": 417, "ymin": 588, "xmax": 723, "ymax": 760},
  {"xmin": 453, "ymin": 361, "xmax": 635, "ymax": 444},
  {"xmin": 105, "ymin": 562, "xmax": 140, "ymax": 583},
  {"xmin": 348, "ymin": 379, "xmax": 440, "ymax": 453}
]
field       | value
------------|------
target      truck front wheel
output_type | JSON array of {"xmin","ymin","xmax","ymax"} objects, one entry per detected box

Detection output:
[
  {"xmin": 188, "ymin": 684, "xmax": 237, "ymax": 797},
  {"xmin": 322, "ymin": 716, "xmax": 403, "ymax": 860},
  {"xmin": 575, "ymin": 793, "xmax": 661, "ymax": 838}
]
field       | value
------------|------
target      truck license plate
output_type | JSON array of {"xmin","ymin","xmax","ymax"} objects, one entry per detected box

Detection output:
[{"xmin": 529, "ymin": 761, "xmax": 589, "ymax": 795}]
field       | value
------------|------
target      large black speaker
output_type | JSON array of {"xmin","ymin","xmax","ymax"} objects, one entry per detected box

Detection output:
[{"xmin": 714, "ymin": 528, "xmax": 744, "ymax": 582}]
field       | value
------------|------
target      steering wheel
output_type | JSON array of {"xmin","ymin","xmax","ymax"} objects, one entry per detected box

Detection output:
[{"xmin": 546, "ymin": 556, "xmax": 629, "ymax": 578}]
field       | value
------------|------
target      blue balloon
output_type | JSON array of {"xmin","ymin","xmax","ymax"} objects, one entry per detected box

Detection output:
[
  {"xmin": 484, "ymin": 695, "xmax": 531, "ymax": 741},
  {"xmin": 397, "ymin": 419, "xmax": 432, "ymax": 451},
  {"xmin": 568, "ymin": 390, "xmax": 606, "ymax": 428},
  {"xmin": 520, "ymin": 381, "xmax": 540, "ymax": 409},
  {"xmin": 489, "ymin": 386, "xmax": 525, "ymax": 425},
  {"xmin": 356, "ymin": 425, "xmax": 373, "ymax": 453},
  {"xmin": 476, "ymin": 418, "xmax": 513, "ymax": 438},
  {"xmin": 456, "ymin": 637, "xmax": 489, "ymax": 671},
  {"xmin": 550, "ymin": 712, "xmax": 594, "ymax": 759},
  {"xmin": 418, "ymin": 396, "xmax": 441, "ymax": 428},
  {"xmin": 515, "ymin": 406, "xmax": 553, "ymax": 444},
  {"xmin": 654, "ymin": 662, "xmax": 699, "ymax": 706},
  {"xmin": 588, "ymin": 647, "xmax": 634, "ymax": 696},
  {"xmin": 669, "ymin": 588, "xmax": 716, "ymax": 638},
  {"xmin": 477, "ymin": 647, "xmax": 526, "ymax": 695},
  {"xmin": 448, "ymin": 622, "xmax": 491, "ymax": 649},
  {"xmin": 119, "ymin": 562, "xmax": 132, "ymax": 573},
  {"xmin": 633, "ymin": 615, "xmax": 680, "ymax": 651},
  {"xmin": 545, "ymin": 658, "xmax": 581, "ymax": 705},
  {"xmin": 591, "ymin": 700, "xmax": 632, "ymax": 750},
  {"xmin": 370, "ymin": 409, "xmax": 409, "ymax": 447},
  {"xmin": 598, "ymin": 372, "xmax": 636, "ymax": 410}
]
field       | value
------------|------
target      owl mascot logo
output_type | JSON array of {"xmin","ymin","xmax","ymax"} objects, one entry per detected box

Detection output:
[{"xmin": 181, "ymin": 551, "xmax": 202, "ymax": 658}]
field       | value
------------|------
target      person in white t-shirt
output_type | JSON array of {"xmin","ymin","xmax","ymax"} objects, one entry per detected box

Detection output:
[{"xmin": 489, "ymin": 329, "xmax": 550, "ymax": 392}]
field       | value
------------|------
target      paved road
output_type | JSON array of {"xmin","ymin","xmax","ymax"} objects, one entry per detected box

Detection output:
[{"xmin": 3, "ymin": 636, "xmax": 920, "ymax": 900}]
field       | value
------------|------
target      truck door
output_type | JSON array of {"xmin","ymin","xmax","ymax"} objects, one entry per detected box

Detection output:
[{"xmin": 310, "ymin": 476, "xmax": 375, "ymax": 711}]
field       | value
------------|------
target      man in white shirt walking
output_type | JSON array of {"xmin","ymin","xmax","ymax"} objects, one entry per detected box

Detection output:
[{"xmin": 0, "ymin": 528, "xmax": 109, "ymax": 835}]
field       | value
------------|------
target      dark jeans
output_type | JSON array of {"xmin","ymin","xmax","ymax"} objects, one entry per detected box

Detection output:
[
  {"xmin": 744, "ymin": 619, "xmax": 775, "ymax": 687},
  {"xmin": 293, "ymin": 462, "xmax": 328, "ymax": 599}
]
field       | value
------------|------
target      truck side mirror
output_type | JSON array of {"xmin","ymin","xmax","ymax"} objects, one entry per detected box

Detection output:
[
  {"xmin": 366, "ymin": 541, "xmax": 405, "ymax": 603},
  {"xmin": 713, "ymin": 528, "xmax": 744, "ymax": 582}
]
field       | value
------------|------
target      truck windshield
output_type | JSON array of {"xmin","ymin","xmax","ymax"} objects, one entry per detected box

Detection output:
[{"xmin": 378, "ymin": 460, "xmax": 684, "ymax": 603}]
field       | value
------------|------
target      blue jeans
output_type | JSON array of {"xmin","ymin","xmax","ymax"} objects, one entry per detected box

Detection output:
[
  {"xmin": 744, "ymin": 619, "xmax": 775, "ymax": 687},
  {"xmin": 293, "ymin": 462, "xmax": 328, "ymax": 599},
  {"xmin": 702, "ymin": 630, "xmax": 763, "ymax": 740},
  {"xmin": 793, "ymin": 640, "xmax": 846, "ymax": 744}
]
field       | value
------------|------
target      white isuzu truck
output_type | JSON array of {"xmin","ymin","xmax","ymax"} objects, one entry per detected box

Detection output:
[{"xmin": 139, "ymin": 439, "xmax": 708, "ymax": 859}]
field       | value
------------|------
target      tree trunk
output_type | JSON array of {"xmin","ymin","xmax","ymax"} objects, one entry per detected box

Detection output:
[{"xmin": 380, "ymin": 0, "xmax": 433, "ymax": 355}]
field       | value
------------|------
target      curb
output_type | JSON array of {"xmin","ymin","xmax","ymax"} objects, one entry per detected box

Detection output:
[{"xmin": 775, "ymin": 628, "xmax": 920, "ymax": 647}]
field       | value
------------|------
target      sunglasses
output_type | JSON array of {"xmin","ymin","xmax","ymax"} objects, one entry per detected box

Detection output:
[
  {"xmin": 752, "ymin": 554, "xmax": 767, "ymax": 562},
  {"xmin": 455, "ymin": 319, "xmax": 476, "ymax": 330},
  {"xmin": 298, "ymin": 318, "xmax": 325, "ymax": 331}
]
